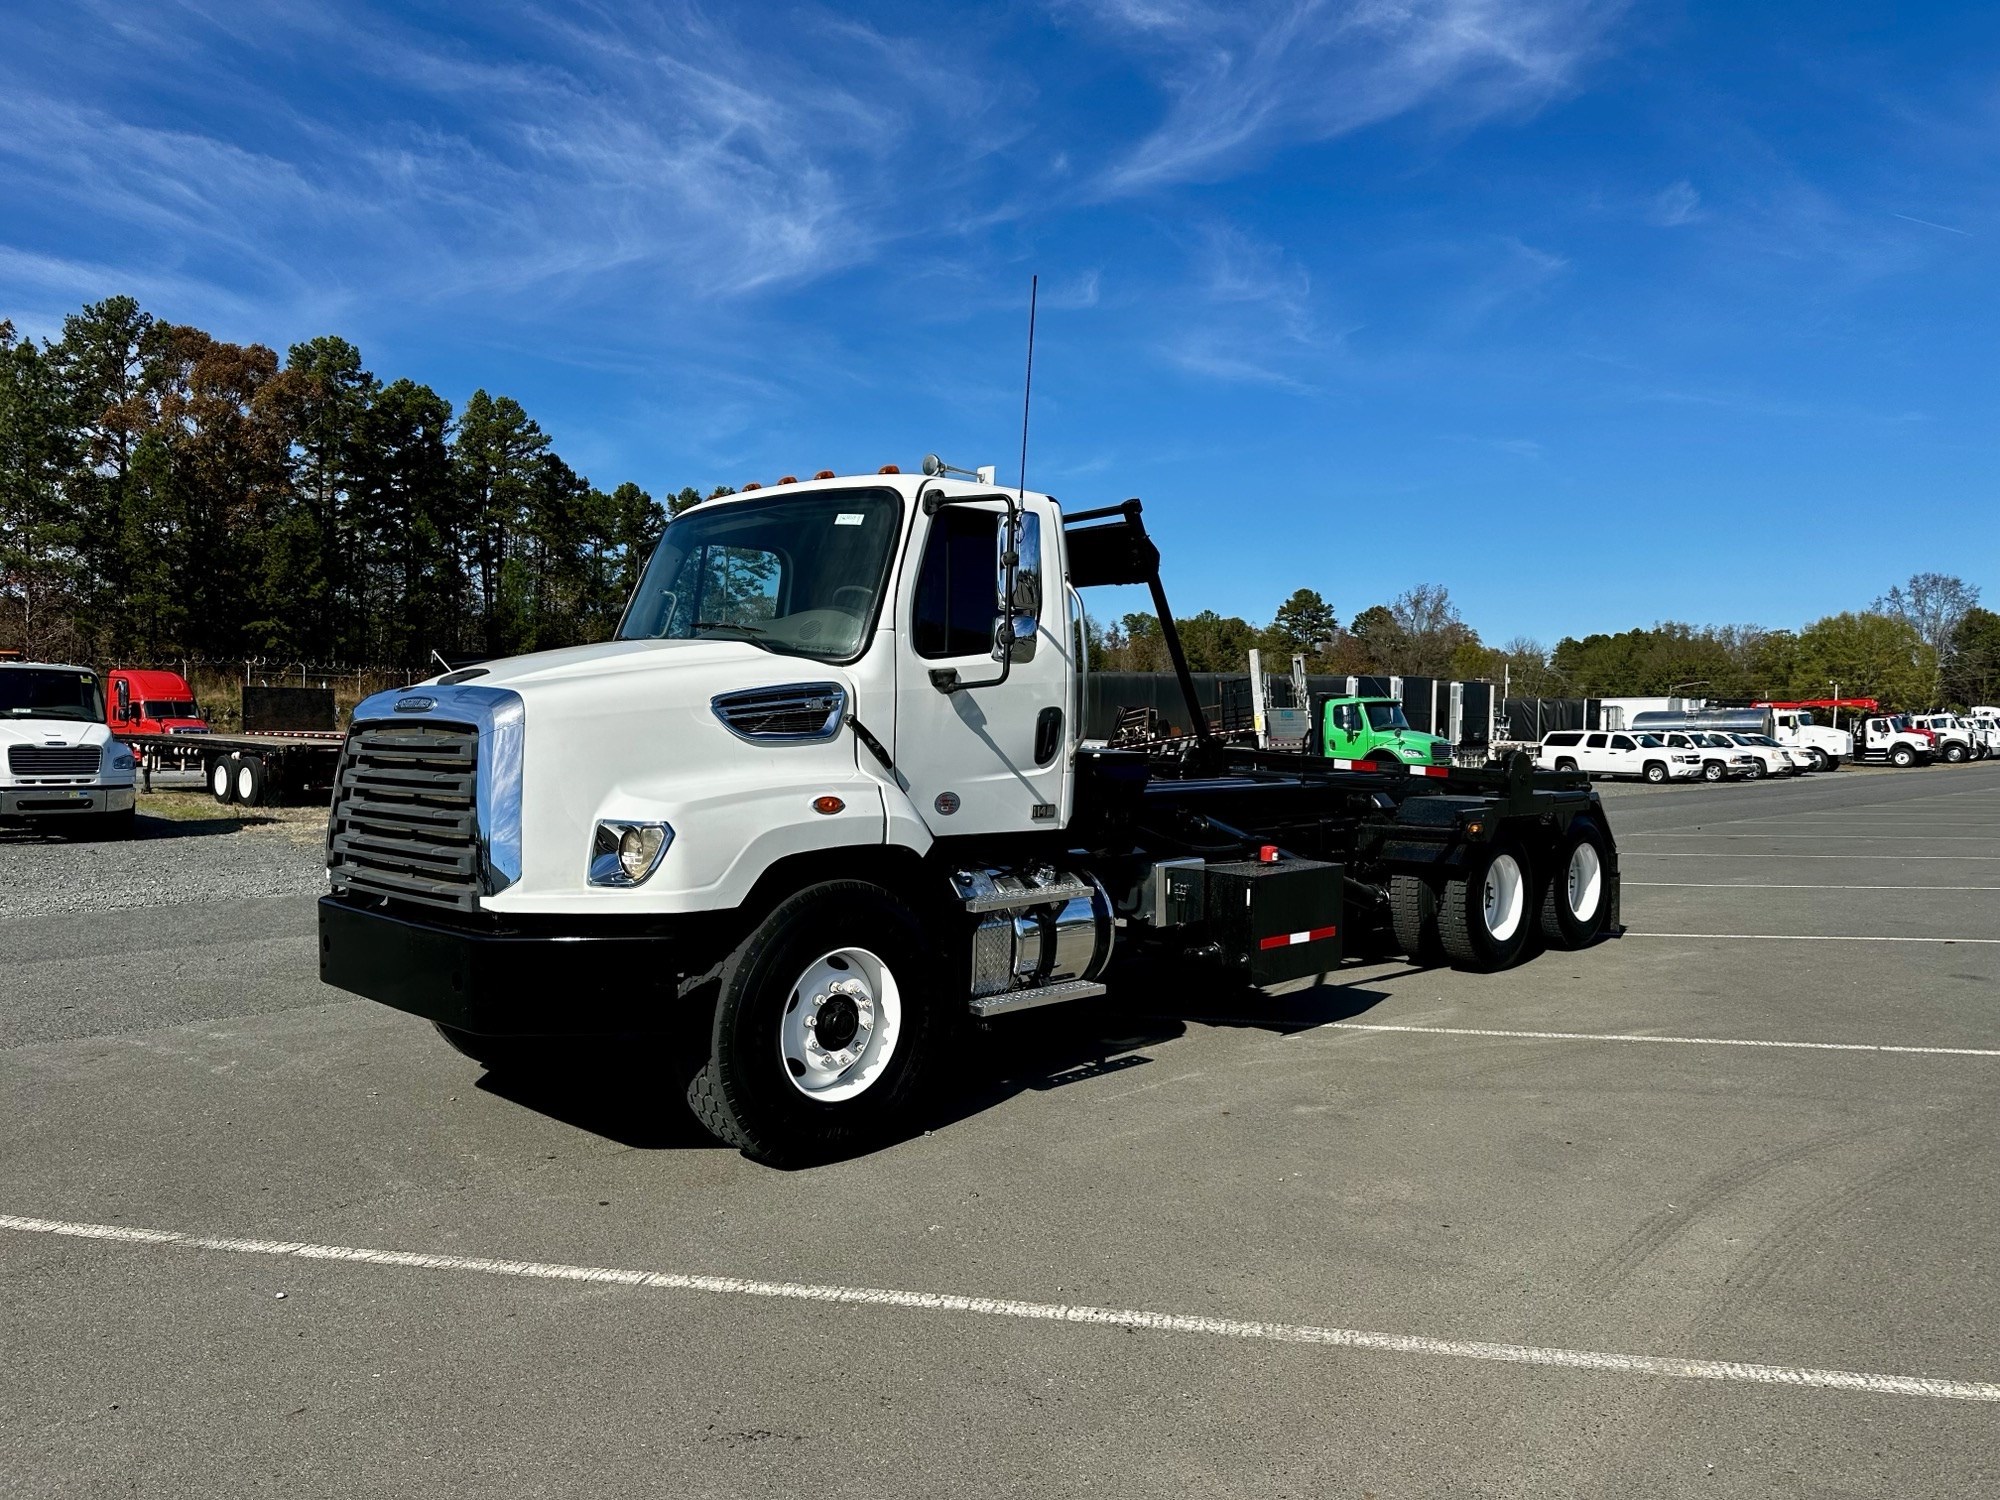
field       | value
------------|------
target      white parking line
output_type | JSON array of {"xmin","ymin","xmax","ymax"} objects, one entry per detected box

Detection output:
[
  {"xmin": 1626, "ymin": 932, "xmax": 2000, "ymax": 945},
  {"xmin": 1323, "ymin": 1022, "xmax": 2000, "ymax": 1058},
  {"xmin": 1628, "ymin": 853, "xmax": 2000, "ymax": 861},
  {"xmin": 1632, "ymin": 836, "xmax": 2000, "ymax": 848},
  {"xmin": 1627, "ymin": 882, "xmax": 2000, "ymax": 892},
  {"xmin": 1, "ymin": 1213, "xmax": 1994, "ymax": 1403}
]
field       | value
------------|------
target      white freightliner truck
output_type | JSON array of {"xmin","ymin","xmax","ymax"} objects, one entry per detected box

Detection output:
[
  {"xmin": 317, "ymin": 465, "xmax": 1623, "ymax": 1163},
  {"xmin": 0, "ymin": 661, "xmax": 138, "ymax": 837}
]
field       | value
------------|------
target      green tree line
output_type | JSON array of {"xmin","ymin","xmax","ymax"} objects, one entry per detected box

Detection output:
[
  {"xmin": 0, "ymin": 296, "xmax": 716, "ymax": 666},
  {"xmin": 1096, "ymin": 574, "xmax": 1993, "ymax": 710}
]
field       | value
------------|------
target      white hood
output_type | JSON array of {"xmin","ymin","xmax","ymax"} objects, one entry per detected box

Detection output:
[{"xmin": 0, "ymin": 718, "xmax": 115, "ymax": 750}]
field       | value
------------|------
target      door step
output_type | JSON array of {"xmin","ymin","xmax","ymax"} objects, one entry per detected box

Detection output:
[{"xmin": 969, "ymin": 979, "xmax": 1107, "ymax": 1019}]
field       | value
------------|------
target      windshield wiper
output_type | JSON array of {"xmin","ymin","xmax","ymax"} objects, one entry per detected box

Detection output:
[{"xmin": 694, "ymin": 620, "xmax": 766, "ymax": 636}]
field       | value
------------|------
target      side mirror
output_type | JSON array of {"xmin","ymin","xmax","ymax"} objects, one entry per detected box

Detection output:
[{"xmin": 992, "ymin": 510, "xmax": 1042, "ymax": 664}]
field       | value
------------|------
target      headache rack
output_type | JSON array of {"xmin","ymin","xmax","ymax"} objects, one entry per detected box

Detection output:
[{"xmin": 326, "ymin": 720, "xmax": 483, "ymax": 911}]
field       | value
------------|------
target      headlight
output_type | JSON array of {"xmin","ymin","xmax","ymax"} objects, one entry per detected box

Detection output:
[
  {"xmin": 111, "ymin": 753, "xmax": 135, "ymax": 771},
  {"xmin": 589, "ymin": 820, "xmax": 673, "ymax": 887}
]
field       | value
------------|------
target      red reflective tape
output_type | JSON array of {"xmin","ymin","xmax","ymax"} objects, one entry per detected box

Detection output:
[{"xmin": 1259, "ymin": 926, "xmax": 1339, "ymax": 950}]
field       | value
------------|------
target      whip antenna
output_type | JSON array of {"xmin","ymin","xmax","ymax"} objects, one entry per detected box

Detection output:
[{"xmin": 1018, "ymin": 273, "xmax": 1038, "ymax": 503}]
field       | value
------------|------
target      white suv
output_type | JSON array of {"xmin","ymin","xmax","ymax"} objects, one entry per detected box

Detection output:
[
  {"xmin": 1723, "ymin": 733, "xmax": 1801, "ymax": 777},
  {"xmin": 1538, "ymin": 730, "xmax": 1703, "ymax": 783},
  {"xmin": 1651, "ymin": 730, "xmax": 1761, "ymax": 782}
]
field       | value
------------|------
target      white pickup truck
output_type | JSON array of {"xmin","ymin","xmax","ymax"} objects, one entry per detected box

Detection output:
[{"xmin": 0, "ymin": 661, "xmax": 137, "ymax": 837}]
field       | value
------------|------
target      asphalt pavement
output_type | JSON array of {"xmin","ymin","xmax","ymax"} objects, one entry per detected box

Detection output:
[{"xmin": 4, "ymin": 764, "xmax": 1998, "ymax": 1497}]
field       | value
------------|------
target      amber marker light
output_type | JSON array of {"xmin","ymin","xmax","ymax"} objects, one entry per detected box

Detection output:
[{"xmin": 813, "ymin": 795, "xmax": 845, "ymax": 815}]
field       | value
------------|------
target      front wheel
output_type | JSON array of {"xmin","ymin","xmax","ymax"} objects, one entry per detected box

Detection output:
[
  {"xmin": 1944, "ymin": 743, "xmax": 1968, "ymax": 764},
  {"xmin": 1438, "ymin": 843, "xmax": 1532, "ymax": 971},
  {"xmin": 1742, "ymin": 761, "xmax": 1764, "ymax": 780},
  {"xmin": 688, "ymin": 880, "xmax": 942, "ymax": 1166},
  {"xmin": 1891, "ymin": 745, "xmax": 1916, "ymax": 768},
  {"xmin": 1703, "ymin": 760, "xmax": 1726, "ymax": 782},
  {"xmin": 1807, "ymin": 748, "xmax": 1830, "ymax": 772},
  {"xmin": 1643, "ymin": 760, "xmax": 1669, "ymax": 784}
]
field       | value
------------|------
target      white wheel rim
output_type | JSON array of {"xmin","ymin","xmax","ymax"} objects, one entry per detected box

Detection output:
[
  {"xmin": 1566, "ymin": 843, "xmax": 1603, "ymax": 923},
  {"xmin": 779, "ymin": 947, "xmax": 902, "ymax": 1102},
  {"xmin": 236, "ymin": 764, "xmax": 255, "ymax": 800},
  {"xmin": 1481, "ymin": 854, "xmax": 1526, "ymax": 942},
  {"xmin": 213, "ymin": 762, "xmax": 230, "ymax": 796}
]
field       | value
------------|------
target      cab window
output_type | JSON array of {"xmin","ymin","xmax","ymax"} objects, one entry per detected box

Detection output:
[{"xmin": 914, "ymin": 508, "xmax": 1001, "ymax": 659}]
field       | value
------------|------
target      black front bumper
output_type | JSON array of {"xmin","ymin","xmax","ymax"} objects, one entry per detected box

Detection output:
[{"xmin": 318, "ymin": 895, "xmax": 684, "ymax": 1037}]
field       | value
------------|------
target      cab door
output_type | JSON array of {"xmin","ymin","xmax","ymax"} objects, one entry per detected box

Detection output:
[
  {"xmin": 891, "ymin": 496, "xmax": 1072, "ymax": 838},
  {"xmin": 1325, "ymin": 701, "xmax": 1364, "ymax": 758}
]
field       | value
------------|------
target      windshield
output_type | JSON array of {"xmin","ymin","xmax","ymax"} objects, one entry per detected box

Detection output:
[
  {"xmin": 617, "ymin": 488, "xmax": 902, "ymax": 662},
  {"xmin": 1796, "ymin": 711, "xmax": 1816, "ymax": 726},
  {"xmin": 1692, "ymin": 733, "xmax": 1731, "ymax": 747},
  {"xmin": 0, "ymin": 668, "xmax": 104, "ymax": 723},
  {"xmin": 1634, "ymin": 733, "xmax": 1666, "ymax": 747},
  {"xmin": 143, "ymin": 699, "xmax": 200, "ymax": 719},
  {"xmin": 1364, "ymin": 702, "xmax": 1411, "ymax": 731}
]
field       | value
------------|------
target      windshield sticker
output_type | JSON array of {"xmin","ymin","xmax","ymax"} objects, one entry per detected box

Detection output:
[{"xmin": 834, "ymin": 513, "xmax": 865, "ymax": 526}]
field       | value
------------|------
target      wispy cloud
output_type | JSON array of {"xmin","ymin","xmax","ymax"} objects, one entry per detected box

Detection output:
[
  {"xmin": 1649, "ymin": 179, "xmax": 1702, "ymax": 227},
  {"xmin": 1892, "ymin": 212, "xmax": 1971, "ymax": 237},
  {"xmin": 1070, "ymin": 0, "xmax": 1624, "ymax": 192}
]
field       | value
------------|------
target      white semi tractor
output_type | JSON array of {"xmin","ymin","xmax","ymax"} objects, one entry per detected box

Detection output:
[
  {"xmin": 0, "ymin": 661, "xmax": 137, "ymax": 838},
  {"xmin": 316, "ymin": 463, "xmax": 1624, "ymax": 1164}
]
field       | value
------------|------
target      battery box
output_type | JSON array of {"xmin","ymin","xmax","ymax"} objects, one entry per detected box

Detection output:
[{"xmin": 1203, "ymin": 858, "xmax": 1345, "ymax": 985}]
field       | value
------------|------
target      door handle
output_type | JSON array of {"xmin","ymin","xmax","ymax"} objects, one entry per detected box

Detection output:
[{"xmin": 1034, "ymin": 707, "xmax": 1063, "ymax": 765}]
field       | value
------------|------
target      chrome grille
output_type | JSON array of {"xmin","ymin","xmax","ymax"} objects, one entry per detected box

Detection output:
[
  {"xmin": 712, "ymin": 683, "xmax": 846, "ymax": 742},
  {"xmin": 326, "ymin": 721, "xmax": 481, "ymax": 911},
  {"xmin": 8, "ymin": 745, "xmax": 100, "ymax": 775}
]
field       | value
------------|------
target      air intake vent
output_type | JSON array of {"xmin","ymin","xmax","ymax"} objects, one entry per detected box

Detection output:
[
  {"xmin": 8, "ymin": 745, "xmax": 100, "ymax": 776},
  {"xmin": 712, "ymin": 684, "xmax": 846, "ymax": 743}
]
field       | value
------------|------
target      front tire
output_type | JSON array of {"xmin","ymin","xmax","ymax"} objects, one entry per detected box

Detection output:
[
  {"xmin": 1891, "ymin": 744, "xmax": 1916, "ymax": 768},
  {"xmin": 1945, "ymin": 742, "xmax": 1968, "ymax": 764},
  {"xmin": 1643, "ymin": 760, "xmax": 1669, "ymax": 784},
  {"xmin": 688, "ymin": 880, "xmax": 942, "ymax": 1166},
  {"xmin": 1438, "ymin": 843, "xmax": 1532, "ymax": 971},
  {"xmin": 1703, "ymin": 760, "xmax": 1726, "ymax": 782},
  {"xmin": 1807, "ymin": 748, "xmax": 1830, "ymax": 772}
]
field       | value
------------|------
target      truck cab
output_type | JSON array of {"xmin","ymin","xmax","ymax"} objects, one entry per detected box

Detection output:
[
  {"xmin": 1320, "ymin": 696, "xmax": 1451, "ymax": 767},
  {"xmin": 1768, "ymin": 708, "xmax": 1852, "ymax": 770},
  {"xmin": 1855, "ymin": 715, "xmax": 1934, "ymax": 767},
  {"xmin": 0, "ymin": 661, "xmax": 137, "ymax": 837},
  {"xmin": 108, "ymin": 669, "xmax": 210, "ymax": 739},
  {"xmin": 1910, "ymin": 714, "xmax": 1977, "ymax": 763}
]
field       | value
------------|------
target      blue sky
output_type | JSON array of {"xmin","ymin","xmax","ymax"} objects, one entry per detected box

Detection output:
[{"xmin": 2, "ymin": 0, "xmax": 1993, "ymax": 645}]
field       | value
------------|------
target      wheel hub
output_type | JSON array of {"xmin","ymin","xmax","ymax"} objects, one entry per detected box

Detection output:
[{"xmin": 780, "ymin": 948, "xmax": 901, "ymax": 1102}]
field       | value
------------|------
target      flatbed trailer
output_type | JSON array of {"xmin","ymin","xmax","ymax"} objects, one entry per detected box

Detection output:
[{"xmin": 118, "ymin": 728, "xmax": 344, "ymax": 807}]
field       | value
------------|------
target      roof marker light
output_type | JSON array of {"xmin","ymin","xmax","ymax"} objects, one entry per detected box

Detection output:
[
  {"xmin": 878, "ymin": 464, "xmax": 900, "ymax": 474},
  {"xmin": 777, "ymin": 475, "xmax": 798, "ymax": 484},
  {"xmin": 814, "ymin": 469, "xmax": 836, "ymax": 480},
  {"xmin": 742, "ymin": 481, "xmax": 762, "ymax": 490}
]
